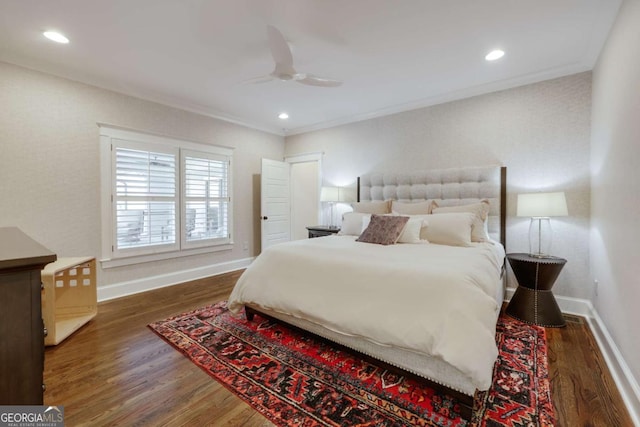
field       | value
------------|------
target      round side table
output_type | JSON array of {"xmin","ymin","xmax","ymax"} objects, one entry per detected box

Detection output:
[{"xmin": 505, "ymin": 253, "xmax": 567, "ymax": 327}]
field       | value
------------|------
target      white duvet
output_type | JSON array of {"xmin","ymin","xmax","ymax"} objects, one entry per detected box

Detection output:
[{"xmin": 228, "ymin": 235, "xmax": 505, "ymax": 391}]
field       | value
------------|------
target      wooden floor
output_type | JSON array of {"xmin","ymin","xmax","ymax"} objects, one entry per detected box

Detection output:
[{"xmin": 44, "ymin": 271, "xmax": 634, "ymax": 426}]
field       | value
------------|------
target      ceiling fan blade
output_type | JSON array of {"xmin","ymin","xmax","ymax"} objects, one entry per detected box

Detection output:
[
  {"xmin": 267, "ymin": 25, "xmax": 294, "ymax": 70},
  {"xmin": 260, "ymin": 26, "xmax": 342, "ymax": 87},
  {"xmin": 241, "ymin": 75, "xmax": 275, "ymax": 85},
  {"xmin": 297, "ymin": 74, "xmax": 343, "ymax": 87}
]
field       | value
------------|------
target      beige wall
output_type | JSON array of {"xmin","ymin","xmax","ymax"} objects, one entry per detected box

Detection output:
[
  {"xmin": 0, "ymin": 61, "xmax": 284, "ymax": 290},
  {"xmin": 285, "ymin": 72, "xmax": 593, "ymax": 299},
  {"xmin": 591, "ymin": 0, "xmax": 640, "ymax": 397}
]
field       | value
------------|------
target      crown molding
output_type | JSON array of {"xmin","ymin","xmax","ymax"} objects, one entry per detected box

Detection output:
[{"xmin": 285, "ymin": 62, "xmax": 592, "ymax": 136}]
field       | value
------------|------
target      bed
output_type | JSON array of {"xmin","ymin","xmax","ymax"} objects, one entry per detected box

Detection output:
[{"xmin": 228, "ymin": 165, "xmax": 507, "ymax": 419}]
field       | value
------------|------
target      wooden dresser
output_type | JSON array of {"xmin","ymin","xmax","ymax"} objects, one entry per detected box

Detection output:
[{"xmin": 0, "ymin": 227, "xmax": 56, "ymax": 404}]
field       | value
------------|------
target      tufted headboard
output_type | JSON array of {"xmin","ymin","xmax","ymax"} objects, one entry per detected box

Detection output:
[{"xmin": 358, "ymin": 166, "xmax": 507, "ymax": 246}]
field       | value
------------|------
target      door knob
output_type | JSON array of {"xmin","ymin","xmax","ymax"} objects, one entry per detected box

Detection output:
[{"xmin": 261, "ymin": 216, "xmax": 268, "ymax": 220}]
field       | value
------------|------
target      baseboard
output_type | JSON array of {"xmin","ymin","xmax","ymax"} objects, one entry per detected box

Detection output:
[
  {"xmin": 505, "ymin": 288, "xmax": 640, "ymax": 425},
  {"xmin": 586, "ymin": 305, "xmax": 640, "ymax": 426},
  {"xmin": 97, "ymin": 257, "xmax": 255, "ymax": 302}
]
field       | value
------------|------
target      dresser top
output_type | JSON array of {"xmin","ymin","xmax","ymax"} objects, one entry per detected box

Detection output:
[{"xmin": 0, "ymin": 227, "xmax": 57, "ymax": 271}]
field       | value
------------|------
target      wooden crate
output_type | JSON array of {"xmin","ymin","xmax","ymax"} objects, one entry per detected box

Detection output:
[{"xmin": 41, "ymin": 257, "xmax": 97, "ymax": 346}]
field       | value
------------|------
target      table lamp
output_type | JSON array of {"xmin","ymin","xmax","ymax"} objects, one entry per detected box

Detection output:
[
  {"xmin": 320, "ymin": 186, "xmax": 355, "ymax": 228},
  {"xmin": 516, "ymin": 191, "xmax": 568, "ymax": 258},
  {"xmin": 320, "ymin": 186, "xmax": 340, "ymax": 228}
]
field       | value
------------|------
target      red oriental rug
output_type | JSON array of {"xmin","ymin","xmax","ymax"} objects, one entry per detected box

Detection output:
[{"xmin": 149, "ymin": 302, "xmax": 555, "ymax": 426}]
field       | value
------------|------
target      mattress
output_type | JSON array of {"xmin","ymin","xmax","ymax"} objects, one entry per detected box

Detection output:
[{"xmin": 228, "ymin": 235, "xmax": 505, "ymax": 395}]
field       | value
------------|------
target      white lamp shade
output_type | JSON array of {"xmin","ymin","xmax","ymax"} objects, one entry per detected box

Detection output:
[
  {"xmin": 517, "ymin": 192, "xmax": 568, "ymax": 217},
  {"xmin": 320, "ymin": 186, "xmax": 356, "ymax": 203},
  {"xmin": 320, "ymin": 186, "xmax": 340, "ymax": 202},
  {"xmin": 338, "ymin": 187, "xmax": 357, "ymax": 203}
]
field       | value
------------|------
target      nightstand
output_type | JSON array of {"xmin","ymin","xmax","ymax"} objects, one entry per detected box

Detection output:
[
  {"xmin": 505, "ymin": 253, "xmax": 567, "ymax": 327},
  {"xmin": 306, "ymin": 225, "xmax": 340, "ymax": 238}
]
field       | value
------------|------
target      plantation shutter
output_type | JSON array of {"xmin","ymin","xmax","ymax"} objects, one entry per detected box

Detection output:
[
  {"xmin": 182, "ymin": 149, "xmax": 231, "ymax": 248},
  {"xmin": 113, "ymin": 140, "xmax": 179, "ymax": 255}
]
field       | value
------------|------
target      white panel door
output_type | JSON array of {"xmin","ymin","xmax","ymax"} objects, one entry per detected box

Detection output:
[{"xmin": 261, "ymin": 159, "xmax": 291, "ymax": 251}]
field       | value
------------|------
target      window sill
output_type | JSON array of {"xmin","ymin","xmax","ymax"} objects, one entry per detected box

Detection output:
[{"xmin": 100, "ymin": 243, "xmax": 233, "ymax": 269}]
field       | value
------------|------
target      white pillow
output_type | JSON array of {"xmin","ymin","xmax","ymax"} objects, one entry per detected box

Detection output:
[
  {"xmin": 351, "ymin": 200, "xmax": 391, "ymax": 214},
  {"xmin": 391, "ymin": 200, "xmax": 435, "ymax": 215},
  {"xmin": 362, "ymin": 214, "xmax": 371, "ymax": 230},
  {"xmin": 420, "ymin": 213, "xmax": 475, "ymax": 247},
  {"xmin": 397, "ymin": 217, "xmax": 428, "ymax": 243},
  {"xmin": 432, "ymin": 200, "xmax": 490, "ymax": 242},
  {"xmin": 338, "ymin": 212, "xmax": 370, "ymax": 236}
]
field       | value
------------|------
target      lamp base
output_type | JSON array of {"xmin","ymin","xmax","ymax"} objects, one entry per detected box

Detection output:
[
  {"xmin": 529, "ymin": 217, "xmax": 552, "ymax": 257},
  {"xmin": 328, "ymin": 202, "xmax": 335, "ymax": 228}
]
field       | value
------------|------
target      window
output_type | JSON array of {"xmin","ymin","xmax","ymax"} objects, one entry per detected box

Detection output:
[
  {"xmin": 182, "ymin": 150, "xmax": 230, "ymax": 248},
  {"xmin": 115, "ymin": 143, "xmax": 178, "ymax": 253},
  {"xmin": 100, "ymin": 126, "xmax": 233, "ymax": 265}
]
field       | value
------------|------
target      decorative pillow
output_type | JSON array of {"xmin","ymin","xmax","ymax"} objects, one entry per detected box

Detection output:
[
  {"xmin": 356, "ymin": 214, "xmax": 409, "ymax": 245},
  {"xmin": 338, "ymin": 212, "xmax": 370, "ymax": 236},
  {"xmin": 432, "ymin": 199, "xmax": 490, "ymax": 242},
  {"xmin": 351, "ymin": 200, "xmax": 391, "ymax": 214},
  {"xmin": 362, "ymin": 215, "xmax": 425, "ymax": 240},
  {"xmin": 397, "ymin": 217, "xmax": 428, "ymax": 244},
  {"xmin": 420, "ymin": 213, "xmax": 475, "ymax": 247},
  {"xmin": 391, "ymin": 200, "xmax": 436, "ymax": 215}
]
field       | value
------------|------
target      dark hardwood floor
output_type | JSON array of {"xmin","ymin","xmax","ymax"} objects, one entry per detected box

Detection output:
[{"xmin": 43, "ymin": 271, "xmax": 634, "ymax": 426}]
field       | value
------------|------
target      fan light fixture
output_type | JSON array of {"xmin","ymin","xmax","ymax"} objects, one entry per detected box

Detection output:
[
  {"xmin": 43, "ymin": 31, "xmax": 69, "ymax": 44},
  {"xmin": 278, "ymin": 112, "xmax": 289, "ymax": 119},
  {"xmin": 485, "ymin": 49, "xmax": 505, "ymax": 61}
]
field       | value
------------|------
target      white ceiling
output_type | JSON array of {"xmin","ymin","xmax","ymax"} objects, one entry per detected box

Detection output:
[{"xmin": 0, "ymin": 0, "xmax": 622, "ymax": 136}]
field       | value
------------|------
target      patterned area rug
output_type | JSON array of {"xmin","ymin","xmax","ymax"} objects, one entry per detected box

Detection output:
[{"xmin": 149, "ymin": 302, "xmax": 555, "ymax": 426}]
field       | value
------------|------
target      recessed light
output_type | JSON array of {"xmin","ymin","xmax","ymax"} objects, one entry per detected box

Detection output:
[
  {"xmin": 485, "ymin": 49, "xmax": 504, "ymax": 61},
  {"xmin": 43, "ymin": 31, "xmax": 69, "ymax": 44},
  {"xmin": 278, "ymin": 112, "xmax": 289, "ymax": 120}
]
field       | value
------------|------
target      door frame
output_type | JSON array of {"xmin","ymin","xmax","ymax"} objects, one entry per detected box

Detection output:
[{"xmin": 284, "ymin": 152, "xmax": 323, "ymax": 230}]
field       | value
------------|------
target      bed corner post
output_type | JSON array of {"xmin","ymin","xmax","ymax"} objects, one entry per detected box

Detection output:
[{"xmin": 357, "ymin": 177, "xmax": 361, "ymax": 202}]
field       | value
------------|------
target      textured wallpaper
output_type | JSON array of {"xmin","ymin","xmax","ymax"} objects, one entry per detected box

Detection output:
[
  {"xmin": 0, "ymin": 61, "xmax": 285, "ymax": 289},
  {"xmin": 285, "ymin": 72, "xmax": 593, "ymax": 300}
]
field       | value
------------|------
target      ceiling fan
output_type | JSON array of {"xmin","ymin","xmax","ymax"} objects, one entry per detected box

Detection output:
[{"xmin": 246, "ymin": 25, "xmax": 342, "ymax": 87}]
